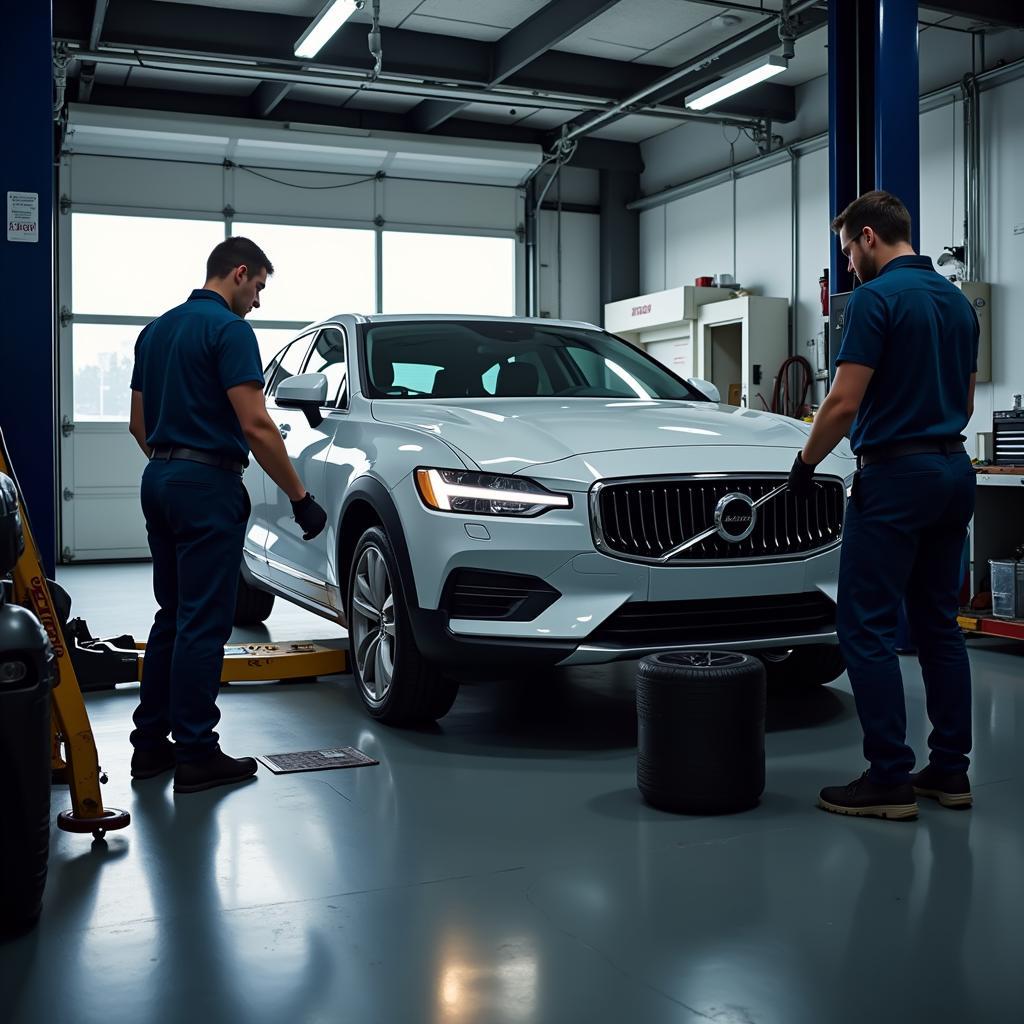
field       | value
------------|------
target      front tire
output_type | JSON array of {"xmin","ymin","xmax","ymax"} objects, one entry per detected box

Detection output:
[
  {"xmin": 347, "ymin": 525, "xmax": 459, "ymax": 724},
  {"xmin": 234, "ymin": 570, "xmax": 275, "ymax": 626},
  {"xmin": 757, "ymin": 644, "xmax": 845, "ymax": 688}
]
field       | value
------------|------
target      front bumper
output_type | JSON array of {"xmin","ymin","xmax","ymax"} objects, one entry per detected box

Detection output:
[{"xmin": 392, "ymin": 471, "xmax": 842, "ymax": 667}]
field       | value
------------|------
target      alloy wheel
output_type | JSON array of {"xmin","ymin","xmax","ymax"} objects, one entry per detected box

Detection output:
[{"xmin": 351, "ymin": 544, "xmax": 396, "ymax": 704}]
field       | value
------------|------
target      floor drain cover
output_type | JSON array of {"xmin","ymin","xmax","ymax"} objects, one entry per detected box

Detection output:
[{"xmin": 256, "ymin": 747, "xmax": 379, "ymax": 774}]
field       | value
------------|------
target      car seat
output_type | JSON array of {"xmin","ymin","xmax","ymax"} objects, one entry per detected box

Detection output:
[{"xmin": 495, "ymin": 362, "xmax": 539, "ymax": 397}]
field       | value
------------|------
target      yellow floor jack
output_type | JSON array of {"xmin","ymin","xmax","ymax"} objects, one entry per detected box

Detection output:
[{"xmin": 1, "ymin": 429, "xmax": 347, "ymax": 841}]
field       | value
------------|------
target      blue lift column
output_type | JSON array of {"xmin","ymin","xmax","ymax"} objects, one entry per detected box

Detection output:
[
  {"xmin": 0, "ymin": 5, "xmax": 56, "ymax": 574},
  {"xmin": 875, "ymin": 0, "xmax": 920, "ymax": 252},
  {"xmin": 829, "ymin": 0, "xmax": 920, "ymax": 285},
  {"xmin": 0, "ymin": 4, "xmax": 56, "ymax": 577}
]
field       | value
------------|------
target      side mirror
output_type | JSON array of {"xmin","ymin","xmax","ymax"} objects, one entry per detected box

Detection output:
[
  {"xmin": 276, "ymin": 372, "xmax": 329, "ymax": 428},
  {"xmin": 687, "ymin": 377, "xmax": 721, "ymax": 403}
]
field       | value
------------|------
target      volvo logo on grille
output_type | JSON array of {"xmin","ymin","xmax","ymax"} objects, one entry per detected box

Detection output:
[{"xmin": 714, "ymin": 493, "xmax": 757, "ymax": 542}]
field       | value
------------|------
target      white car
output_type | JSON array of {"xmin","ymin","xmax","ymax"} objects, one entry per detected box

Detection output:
[{"xmin": 238, "ymin": 315, "xmax": 853, "ymax": 723}]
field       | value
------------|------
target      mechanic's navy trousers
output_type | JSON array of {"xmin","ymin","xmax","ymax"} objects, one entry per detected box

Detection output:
[
  {"xmin": 131, "ymin": 458, "xmax": 249, "ymax": 762},
  {"xmin": 836, "ymin": 451, "xmax": 976, "ymax": 785}
]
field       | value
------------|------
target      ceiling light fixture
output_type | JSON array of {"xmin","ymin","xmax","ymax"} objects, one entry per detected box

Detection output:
[
  {"xmin": 684, "ymin": 54, "xmax": 788, "ymax": 111},
  {"xmin": 294, "ymin": 0, "xmax": 364, "ymax": 60}
]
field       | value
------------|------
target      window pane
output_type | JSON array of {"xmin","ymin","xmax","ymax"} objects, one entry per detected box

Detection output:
[
  {"xmin": 253, "ymin": 328, "xmax": 302, "ymax": 370},
  {"xmin": 72, "ymin": 323, "xmax": 139, "ymax": 421},
  {"xmin": 72, "ymin": 214, "xmax": 223, "ymax": 316},
  {"xmin": 267, "ymin": 335, "xmax": 315, "ymax": 398},
  {"xmin": 304, "ymin": 329, "xmax": 347, "ymax": 405},
  {"xmin": 233, "ymin": 222, "xmax": 376, "ymax": 322},
  {"xmin": 383, "ymin": 232, "xmax": 516, "ymax": 315}
]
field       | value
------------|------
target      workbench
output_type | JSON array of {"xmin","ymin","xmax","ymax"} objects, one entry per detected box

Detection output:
[{"xmin": 960, "ymin": 468, "xmax": 1024, "ymax": 641}]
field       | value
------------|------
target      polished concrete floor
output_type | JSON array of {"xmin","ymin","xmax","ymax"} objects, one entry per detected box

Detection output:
[{"xmin": 3, "ymin": 563, "xmax": 1024, "ymax": 1023}]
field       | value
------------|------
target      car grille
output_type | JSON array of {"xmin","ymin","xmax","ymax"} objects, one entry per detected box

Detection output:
[
  {"xmin": 445, "ymin": 569, "xmax": 560, "ymax": 621},
  {"xmin": 592, "ymin": 475, "xmax": 844, "ymax": 563},
  {"xmin": 588, "ymin": 592, "xmax": 836, "ymax": 646}
]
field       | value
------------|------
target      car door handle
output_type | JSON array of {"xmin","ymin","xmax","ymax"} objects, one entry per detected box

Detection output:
[{"xmin": 279, "ymin": 423, "xmax": 291, "ymax": 437}]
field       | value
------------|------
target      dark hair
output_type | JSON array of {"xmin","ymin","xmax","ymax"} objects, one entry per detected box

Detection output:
[
  {"xmin": 830, "ymin": 190, "xmax": 912, "ymax": 245},
  {"xmin": 206, "ymin": 236, "xmax": 274, "ymax": 280}
]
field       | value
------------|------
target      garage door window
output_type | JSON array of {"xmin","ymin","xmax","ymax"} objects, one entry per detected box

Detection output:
[
  {"xmin": 232, "ymin": 222, "xmax": 376, "ymax": 323},
  {"xmin": 382, "ymin": 232, "xmax": 515, "ymax": 315},
  {"xmin": 69, "ymin": 213, "xmax": 225, "ymax": 421}
]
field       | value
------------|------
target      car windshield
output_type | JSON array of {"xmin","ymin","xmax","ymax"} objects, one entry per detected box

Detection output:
[{"xmin": 361, "ymin": 321, "xmax": 704, "ymax": 401}]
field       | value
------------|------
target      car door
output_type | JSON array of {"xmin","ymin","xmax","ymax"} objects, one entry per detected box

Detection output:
[{"xmin": 263, "ymin": 327, "xmax": 346, "ymax": 608}]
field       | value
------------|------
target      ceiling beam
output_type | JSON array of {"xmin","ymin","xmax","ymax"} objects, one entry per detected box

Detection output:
[
  {"xmin": 919, "ymin": 0, "xmax": 1024, "ymax": 27},
  {"xmin": 89, "ymin": 0, "xmax": 109, "ymax": 50},
  {"xmin": 411, "ymin": 0, "xmax": 621, "ymax": 134},
  {"xmin": 251, "ymin": 81, "xmax": 294, "ymax": 118},
  {"xmin": 494, "ymin": 0, "xmax": 621, "ymax": 82}
]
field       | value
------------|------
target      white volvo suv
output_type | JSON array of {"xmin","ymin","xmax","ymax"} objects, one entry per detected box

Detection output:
[{"xmin": 237, "ymin": 315, "xmax": 853, "ymax": 723}]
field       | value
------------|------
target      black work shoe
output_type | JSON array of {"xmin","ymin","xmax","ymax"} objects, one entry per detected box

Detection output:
[
  {"xmin": 131, "ymin": 740, "xmax": 176, "ymax": 780},
  {"xmin": 173, "ymin": 748, "xmax": 258, "ymax": 794},
  {"xmin": 911, "ymin": 764, "xmax": 973, "ymax": 809},
  {"xmin": 818, "ymin": 772, "xmax": 918, "ymax": 820}
]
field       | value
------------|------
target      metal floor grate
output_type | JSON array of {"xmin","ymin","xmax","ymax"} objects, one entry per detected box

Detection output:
[{"xmin": 256, "ymin": 747, "xmax": 379, "ymax": 774}]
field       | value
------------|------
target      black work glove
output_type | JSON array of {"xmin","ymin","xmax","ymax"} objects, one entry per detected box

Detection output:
[
  {"xmin": 291, "ymin": 492, "xmax": 328, "ymax": 541},
  {"xmin": 787, "ymin": 452, "xmax": 817, "ymax": 498}
]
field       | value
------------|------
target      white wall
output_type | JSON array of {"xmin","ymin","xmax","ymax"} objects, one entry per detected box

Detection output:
[
  {"xmin": 538, "ymin": 209, "xmax": 600, "ymax": 325},
  {"xmin": 637, "ymin": 41, "xmax": 1024, "ymax": 429}
]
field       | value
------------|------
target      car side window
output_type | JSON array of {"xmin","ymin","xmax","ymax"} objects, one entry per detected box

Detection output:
[
  {"xmin": 266, "ymin": 334, "xmax": 315, "ymax": 400},
  {"xmin": 303, "ymin": 327, "xmax": 348, "ymax": 408}
]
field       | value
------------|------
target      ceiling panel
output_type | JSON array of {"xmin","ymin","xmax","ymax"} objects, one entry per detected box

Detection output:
[
  {"xmin": 638, "ymin": 8, "xmax": 773, "ymax": 66},
  {"xmin": 589, "ymin": 113, "xmax": 680, "ymax": 143},
  {"xmin": 558, "ymin": 0, "xmax": 716, "ymax": 54},
  {"xmin": 457, "ymin": 101, "xmax": 546, "ymax": 125},
  {"xmin": 411, "ymin": 0, "xmax": 549, "ymax": 31},
  {"xmin": 345, "ymin": 0, "xmax": 428, "ymax": 29},
  {"xmin": 514, "ymin": 108, "xmax": 577, "ymax": 130},
  {"xmin": 288, "ymin": 83, "xmax": 359, "ymax": 107},
  {"xmin": 553, "ymin": 37, "xmax": 649, "ymax": 61},
  {"xmin": 774, "ymin": 24, "xmax": 828, "ymax": 87},
  {"xmin": 400, "ymin": 14, "xmax": 507, "ymax": 41},
  {"xmin": 124, "ymin": 67, "xmax": 256, "ymax": 96},
  {"xmin": 151, "ymin": 0, "xmax": 321, "ymax": 13},
  {"xmin": 343, "ymin": 90, "xmax": 420, "ymax": 114}
]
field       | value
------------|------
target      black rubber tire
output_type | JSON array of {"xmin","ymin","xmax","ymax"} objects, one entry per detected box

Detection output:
[
  {"xmin": 347, "ymin": 526, "xmax": 459, "ymax": 725},
  {"xmin": 0, "ymin": 606, "xmax": 55, "ymax": 937},
  {"xmin": 636, "ymin": 651, "xmax": 766, "ymax": 815},
  {"xmin": 233, "ymin": 571, "xmax": 275, "ymax": 626},
  {"xmin": 756, "ymin": 644, "xmax": 846, "ymax": 689}
]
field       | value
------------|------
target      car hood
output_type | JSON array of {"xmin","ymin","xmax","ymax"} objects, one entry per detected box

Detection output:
[{"xmin": 370, "ymin": 397, "xmax": 842, "ymax": 472}]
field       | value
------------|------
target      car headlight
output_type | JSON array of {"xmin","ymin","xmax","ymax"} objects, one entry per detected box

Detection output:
[{"xmin": 415, "ymin": 468, "xmax": 572, "ymax": 517}]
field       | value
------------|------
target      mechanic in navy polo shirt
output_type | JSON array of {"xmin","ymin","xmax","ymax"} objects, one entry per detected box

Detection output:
[
  {"xmin": 788, "ymin": 191, "xmax": 979, "ymax": 821},
  {"xmin": 127, "ymin": 237, "xmax": 327, "ymax": 793}
]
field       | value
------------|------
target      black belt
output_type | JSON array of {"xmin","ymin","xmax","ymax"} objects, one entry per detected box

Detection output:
[
  {"xmin": 856, "ymin": 437, "xmax": 965, "ymax": 469},
  {"xmin": 150, "ymin": 446, "xmax": 246, "ymax": 475}
]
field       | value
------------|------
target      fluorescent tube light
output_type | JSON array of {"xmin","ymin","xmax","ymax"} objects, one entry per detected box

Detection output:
[
  {"xmin": 294, "ymin": 0, "xmax": 361, "ymax": 60},
  {"xmin": 684, "ymin": 55, "xmax": 788, "ymax": 111}
]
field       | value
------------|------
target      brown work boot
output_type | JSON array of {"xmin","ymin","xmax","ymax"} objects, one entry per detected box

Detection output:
[
  {"xmin": 174, "ymin": 747, "xmax": 258, "ymax": 794},
  {"xmin": 911, "ymin": 763, "xmax": 973, "ymax": 809},
  {"xmin": 818, "ymin": 771, "xmax": 918, "ymax": 820},
  {"xmin": 131, "ymin": 739, "xmax": 176, "ymax": 780}
]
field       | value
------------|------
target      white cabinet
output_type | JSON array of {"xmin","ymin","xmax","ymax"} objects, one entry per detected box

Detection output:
[
  {"xmin": 603, "ymin": 286, "xmax": 734, "ymax": 380},
  {"xmin": 697, "ymin": 296, "xmax": 789, "ymax": 409}
]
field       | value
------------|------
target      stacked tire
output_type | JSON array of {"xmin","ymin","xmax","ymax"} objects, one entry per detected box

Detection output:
[{"xmin": 636, "ymin": 651, "xmax": 766, "ymax": 815}]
